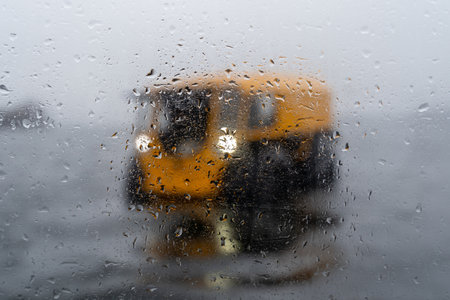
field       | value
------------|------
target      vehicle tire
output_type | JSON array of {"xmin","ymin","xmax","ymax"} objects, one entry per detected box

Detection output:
[{"xmin": 311, "ymin": 132, "xmax": 336, "ymax": 189}]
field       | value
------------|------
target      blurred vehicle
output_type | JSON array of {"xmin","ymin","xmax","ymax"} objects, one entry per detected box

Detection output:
[
  {"xmin": 0, "ymin": 102, "xmax": 47, "ymax": 130},
  {"xmin": 126, "ymin": 73, "xmax": 335, "ymax": 253}
]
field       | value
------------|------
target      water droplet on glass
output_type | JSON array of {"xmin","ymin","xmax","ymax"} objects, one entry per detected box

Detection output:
[
  {"xmin": 175, "ymin": 226, "xmax": 183, "ymax": 237},
  {"xmin": 362, "ymin": 49, "xmax": 371, "ymax": 58},
  {"xmin": 0, "ymin": 84, "xmax": 11, "ymax": 95},
  {"xmin": 44, "ymin": 38, "xmax": 53, "ymax": 46},
  {"xmin": 53, "ymin": 289, "xmax": 61, "ymax": 299},
  {"xmin": 418, "ymin": 103, "xmax": 429, "ymax": 113},
  {"xmin": 0, "ymin": 170, "xmax": 6, "ymax": 180},
  {"xmin": 22, "ymin": 119, "xmax": 31, "ymax": 129},
  {"xmin": 36, "ymin": 109, "xmax": 42, "ymax": 119},
  {"xmin": 415, "ymin": 203, "xmax": 422, "ymax": 213}
]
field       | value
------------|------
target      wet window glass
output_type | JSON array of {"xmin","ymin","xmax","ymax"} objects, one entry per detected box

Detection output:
[{"xmin": 1, "ymin": 1, "xmax": 449, "ymax": 299}]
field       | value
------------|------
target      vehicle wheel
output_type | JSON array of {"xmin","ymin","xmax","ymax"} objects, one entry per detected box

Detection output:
[
  {"xmin": 223, "ymin": 142, "xmax": 301, "ymax": 252},
  {"xmin": 311, "ymin": 132, "xmax": 336, "ymax": 189}
]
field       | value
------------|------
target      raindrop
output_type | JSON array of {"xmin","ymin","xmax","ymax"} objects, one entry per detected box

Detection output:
[
  {"xmin": 220, "ymin": 213, "xmax": 228, "ymax": 221},
  {"xmin": 378, "ymin": 159, "xmax": 386, "ymax": 165},
  {"xmin": 39, "ymin": 206, "xmax": 49, "ymax": 213},
  {"xmin": 360, "ymin": 26, "xmax": 369, "ymax": 34},
  {"xmin": 415, "ymin": 203, "xmax": 422, "ymax": 213},
  {"xmin": 36, "ymin": 109, "xmax": 42, "ymax": 119},
  {"xmin": 88, "ymin": 20, "xmax": 102, "ymax": 29},
  {"xmin": 146, "ymin": 256, "xmax": 156, "ymax": 263},
  {"xmin": 0, "ymin": 84, "xmax": 11, "ymax": 95},
  {"xmin": 417, "ymin": 103, "xmax": 429, "ymax": 113},
  {"xmin": 0, "ymin": 170, "xmax": 7, "ymax": 180},
  {"xmin": 44, "ymin": 38, "xmax": 54, "ymax": 46},
  {"xmin": 175, "ymin": 226, "xmax": 183, "ymax": 237},
  {"xmin": 22, "ymin": 119, "xmax": 31, "ymax": 128},
  {"xmin": 362, "ymin": 49, "xmax": 371, "ymax": 58}
]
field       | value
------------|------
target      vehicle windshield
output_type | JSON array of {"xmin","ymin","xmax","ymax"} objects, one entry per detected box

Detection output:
[{"xmin": 156, "ymin": 88, "xmax": 211, "ymax": 153}]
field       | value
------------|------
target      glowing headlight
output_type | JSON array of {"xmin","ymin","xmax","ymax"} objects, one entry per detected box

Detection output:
[
  {"xmin": 217, "ymin": 135, "xmax": 237, "ymax": 153},
  {"xmin": 135, "ymin": 134, "xmax": 152, "ymax": 152}
]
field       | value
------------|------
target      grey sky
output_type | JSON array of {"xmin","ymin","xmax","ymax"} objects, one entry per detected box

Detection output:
[{"xmin": 1, "ymin": 0, "xmax": 449, "ymax": 125}]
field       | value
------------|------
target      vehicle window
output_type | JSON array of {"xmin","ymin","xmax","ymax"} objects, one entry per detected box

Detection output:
[
  {"xmin": 218, "ymin": 88, "xmax": 241, "ymax": 131},
  {"xmin": 248, "ymin": 92, "xmax": 276, "ymax": 128},
  {"xmin": 157, "ymin": 88, "xmax": 211, "ymax": 153}
]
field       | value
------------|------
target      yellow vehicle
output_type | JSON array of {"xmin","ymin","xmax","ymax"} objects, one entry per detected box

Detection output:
[{"xmin": 126, "ymin": 73, "xmax": 335, "ymax": 252}]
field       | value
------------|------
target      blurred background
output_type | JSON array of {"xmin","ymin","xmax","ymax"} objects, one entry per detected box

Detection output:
[{"xmin": 1, "ymin": 0, "xmax": 450, "ymax": 298}]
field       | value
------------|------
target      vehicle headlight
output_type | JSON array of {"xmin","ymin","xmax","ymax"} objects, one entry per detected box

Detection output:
[
  {"xmin": 217, "ymin": 134, "xmax": 237, "ymax": 153},
  {"xmin": 135, "ymin": 134, "xmax": 152, "ymax": 152}
]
